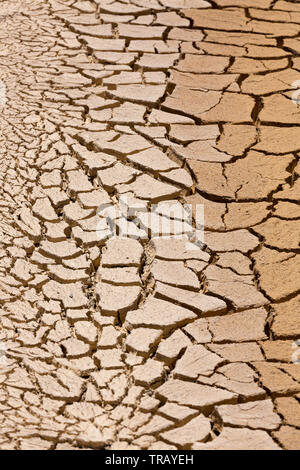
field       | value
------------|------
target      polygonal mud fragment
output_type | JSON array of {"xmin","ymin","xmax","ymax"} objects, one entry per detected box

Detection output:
[
  {"xmin": 160, "ymin": 414, "xmax": 211, "ymax": 447},
  {"xmin": 193, "ymin": 427, "xmax": 280, "ymax": 450},
  {"xmin": 156, "ymin": 379, "xmax": 237, "ymax": 408},
  {"xmin": 126, "ymin": 297, "xmax": 197, "ymax": 332},
  {"xmin": 125, "ymin": 328, "xmax": 162, "ymax": 356},
  {"xmin": 152, "ymin": 259, "xmax": 200, "ymax": 290},
  {"xmin": 174, "ymin": 345, "xmax": 223, "ymax": 379},
  {"xmin": 205, "ymin": 265, "xmax": 268, "ymax": 310},
  {"xmin": 132, "ymin": 359, "xmax": 165, "ymax": 387},
  {"xmin": 156, "ymin": 329, "xmax": 192, "ymax": 364},
  {"xmin": 96, "ymin": 283, "xmax": 141, "ymax": 316},
  {"xmin": 215, "ymin": 400, "xmax": 281, "ymax": 430},
  {"xmin": 155, "ymin": 282, "xmax": 226, "ymax": 316},
  {"xmin": 208, "ymin": 308, "xmax": 268, "ymax": 343}
]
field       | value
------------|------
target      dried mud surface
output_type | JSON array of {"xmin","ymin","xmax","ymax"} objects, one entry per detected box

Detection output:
[{"xmin": 0, "ymin": 0, "xmax": 299, "ymax": 451}]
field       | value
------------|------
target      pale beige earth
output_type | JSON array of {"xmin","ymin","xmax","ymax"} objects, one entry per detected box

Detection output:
[{"xmin": 0, "ymin": 0, "xmax": 299, "ymax": 451}]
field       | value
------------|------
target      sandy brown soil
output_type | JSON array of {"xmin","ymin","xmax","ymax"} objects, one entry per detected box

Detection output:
[{"xmin": 0, "ymin": 0, "xmax": 299, "ymax": 450}]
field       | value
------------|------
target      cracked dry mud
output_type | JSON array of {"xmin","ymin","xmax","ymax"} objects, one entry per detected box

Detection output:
[{"xmin": 0, "ymin": 0, "xmax": 299, "ymax": 451}]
